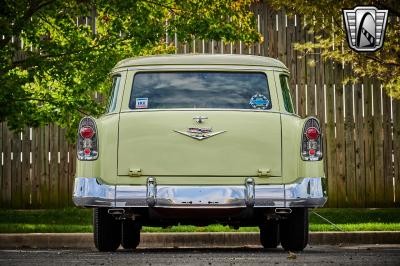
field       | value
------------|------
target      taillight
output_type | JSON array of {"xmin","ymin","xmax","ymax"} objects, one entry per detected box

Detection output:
[
  {"xmin": 301, "ymin": 118, "xmax": 323, "ymax": 161},
  {"xmin": 77, "ymin": 117, "xmax": 98, "ymax": 161},
  {"xmin": 80, "ymin": 126, "xmax": 94, "ymax": 139},
  {"xmin": 306, "ymin": 127, "xmax": 319, "ymax": 140}
]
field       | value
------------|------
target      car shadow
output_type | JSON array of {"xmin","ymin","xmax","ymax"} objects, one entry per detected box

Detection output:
[{"xmin": 115, "ymin": 246, "xmax": 327, "ymax": 254}]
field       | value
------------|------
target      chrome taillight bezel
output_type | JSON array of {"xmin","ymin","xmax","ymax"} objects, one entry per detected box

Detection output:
[
  {"xmin": 301, "ymin": 117, "xmax": 323, "ymax": 161},
  {"xmin": 77, "ymin": 117, "xmax": 99, "ymax": 161}
]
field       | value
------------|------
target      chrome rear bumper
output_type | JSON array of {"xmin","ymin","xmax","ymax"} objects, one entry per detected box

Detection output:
[{"xmin": 73, "ymin": 177, "xmax": 327, "ymax": 208}]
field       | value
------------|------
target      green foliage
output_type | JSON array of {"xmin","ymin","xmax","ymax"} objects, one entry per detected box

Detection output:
[
  {"xmin": 0, "ymin": 0, "xmax": 260, "ymax": 140},
  {"xmin": 271, "ymin": 0, "xmax": 400, "ymax": 99}
]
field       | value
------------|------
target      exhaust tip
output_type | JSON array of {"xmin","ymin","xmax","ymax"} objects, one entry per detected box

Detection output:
[
  {"xmin": 108, "ymin": 208, "xmax": 125, "ymax": 215},
  {"xmin": 275, "ymin": 208, "xmax": 292, "ymax": 214}
]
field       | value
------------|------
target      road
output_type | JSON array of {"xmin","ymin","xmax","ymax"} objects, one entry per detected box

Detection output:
[{"xmin": 0, "ymin": 245, "xmax": 399, "ymax": 265}]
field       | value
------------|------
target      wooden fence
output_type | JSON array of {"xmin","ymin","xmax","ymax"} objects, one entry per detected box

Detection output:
[{"xmin": 1, "ymin": 2, "xmax": 399, "ymax": 208}]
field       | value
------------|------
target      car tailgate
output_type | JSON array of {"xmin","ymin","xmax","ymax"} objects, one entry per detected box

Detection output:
[{"xmin": 117, "ymin": 110, "xmax": 281, "ymax": 177}]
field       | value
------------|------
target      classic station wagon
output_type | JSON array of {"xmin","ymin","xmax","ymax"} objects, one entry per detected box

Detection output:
[{"xmin": 73, "ymin": 54, "xmax": 327, "ymax": 252}]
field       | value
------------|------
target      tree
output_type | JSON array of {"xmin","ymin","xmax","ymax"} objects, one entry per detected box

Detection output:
[
  {"xmin": 270, "ymin": 0, "xmax": 400, "ymax": 99},
  {"xmin": 0, "ymin": 0, "xmax": 260, "ymax": 138}
]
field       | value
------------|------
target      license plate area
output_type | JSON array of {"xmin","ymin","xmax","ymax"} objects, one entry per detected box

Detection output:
[{"xmin": 155, "ymin": 186, "xmax": 246, "ymax": 207}]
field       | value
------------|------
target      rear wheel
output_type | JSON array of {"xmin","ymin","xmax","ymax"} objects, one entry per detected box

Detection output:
[
  {"xmin": 121, "ymin": 220, "xmax": 141, "ymax": 249},
  {"xmin": 280, "ymin": 208, "xmax": 308, "ymax": 251},
  {"xmin": 93, "ymin": 208, "xmax": 121, "ymax": 252},
  {"xmin": 259, "ymin": 220, "xmax": 280, "ymax": 248}
]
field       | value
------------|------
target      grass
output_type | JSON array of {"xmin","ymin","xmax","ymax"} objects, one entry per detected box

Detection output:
[{"xmin": 0, "ymin": 208, "xmax": 399, "ymax": 233}]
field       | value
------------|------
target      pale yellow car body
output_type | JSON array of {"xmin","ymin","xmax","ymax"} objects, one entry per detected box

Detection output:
[{"xmin": 76, "ymin": 55, "xmax": 324, "ymax": 187}]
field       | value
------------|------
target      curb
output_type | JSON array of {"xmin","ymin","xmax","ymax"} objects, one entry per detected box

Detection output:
[{"xmin": 0, "ymin": 232, "xmax": 399, "ymax": 249}]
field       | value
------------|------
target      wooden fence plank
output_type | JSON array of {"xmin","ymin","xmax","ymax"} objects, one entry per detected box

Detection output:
[
  {"xmin": 305, "ymin": 19, "xmax": 316, "ymax": 116},
  {"xmin": 59, "ymin": 128, "xmax": 70, "ymax": 206},
  {"xmin": 68, "ymin": 144, "xmax": 76, "ymax": 206},
  {"xmin": 277, "ymin": 10, "xmax": 287, "ymax": 65},
  {"xmin": 213, "ymin": 40, "xmax": 220, "ymax": 54},
  {"xmin": 254, "ymin": 1, "xmax": 263, "ymax": 56},
  {"xmin": 262, "ymin": 7, "xmax": 270, "ymax": 56},
  {"xmin": 49, "ymin": 124, "xmax": 59, "ymax": 208},
  {"xmin": 31, "ymin": 127, "xmax": 40, "ymax": 208},
  {"xmin": 209, "ymin": 40, "xmax": 215, "ymax": 54},
  {"xmin": 267, "ymin": 8, "xmax": 277, "ymax": 58},
  {"xmin": 286, "ymin": 15, "xmax": 297, "ymax": 108},
  {"xmin": 325, "ymin": 60, "xmax": 337, "ymax": 207},
  {"xmin": 393, "ymin": 99, "xmax": 400, "ymax": 207},
  {"xmin": 315, "ymin": 39, "xmax": 325, "ymax": 122},
  {"xmin": 354, "ymin": 82, "xmax": 366, "ymax": 207},
  {"xmin": 22, "ymin": 127, "xmax": 31, "ymax": 208},
  {"xmin": 11, "ymin": 131, "xmax": 22, "ymax": 208},
  {"xmin": 344, "ymin": 65, "xmax": 355, "ymax": 207},
  {"xmin": 2, "ymin": 124, "xmax": 12, "ymax": 207},
  {"xmin": 382, "ymin": 91, "xmax": 394, "ymax": 206},
  {"xmin": 196, "ymin": 39, "xmax": 203, "ymax": 54},
  {"xmin": 334, "ymin": 62, "xmax": 346, "ymax": 207},
  {"xmin": 39, "ymin": 126, "xmax": 50, "ymax": 207},
  {"xmin": 363, "ymin": 78, "xmax": 375, "ymax": 207},
  {"xmin": 231, "ymin": 40, "xmax": 238, "ymax": 55},
  {"xmin": 295, "ymin": 15, "xmax": 306, "ymax": 117},
  {"xmin": 258, "ymin": 1, "xmax": 266, "ymax": 56},
  {"xmin": 373, "ymin": 80, "xmax": 385, "ymax": 207}
]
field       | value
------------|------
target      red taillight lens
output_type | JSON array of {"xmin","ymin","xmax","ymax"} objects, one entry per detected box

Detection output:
[
  {"xmin": 77, "ymin": 117, "xmax": 98, "ymax": 161},
  {"xmin": 84, "ymin": 148, "xmax": 91, "ymax": 155},
  {"xmin": 80, "ymin": 126, "xmax": 94, "ymax": 139},
  {"xmin": 306, "ymin": 127, "xmax": 319, "ymax": 140}
]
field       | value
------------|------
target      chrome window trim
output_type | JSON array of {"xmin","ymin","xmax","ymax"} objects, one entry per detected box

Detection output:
[
  {"xmin": 128, "ymin": 71, "xmax": 273, "ymax": 111},
  {"xmin": 106, "ymin": 75, "xmax": 121, "ymax": 114},
  {"xmin": 125, "ymin": 66, "xmax": 289, "ymax": 72},
  {"xmin": 119, "ymin": 108, "xmax": 282, "ymax": 114},
  {"xmin": 117, "ymin": 109, "xmax": 301, "ymax": 118}
]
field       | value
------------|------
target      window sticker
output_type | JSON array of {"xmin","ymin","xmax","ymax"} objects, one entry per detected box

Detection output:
[
  {"xmin": 249, "ymin": 93, "xmax": 269, "ymax": 109},
  {"xmin": 135, "ymin": 98, "xmax": 148, "ymax": 109}
]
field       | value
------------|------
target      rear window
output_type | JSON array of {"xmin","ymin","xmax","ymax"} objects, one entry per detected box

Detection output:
[{"xmin": 129, "ymin": 72, "xmax": 271, "ymax": 110}]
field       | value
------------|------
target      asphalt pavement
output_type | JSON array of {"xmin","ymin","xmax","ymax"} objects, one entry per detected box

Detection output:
[{"xmin": 1, "ymin": 245, "xmax": 400, "ymax": 266}]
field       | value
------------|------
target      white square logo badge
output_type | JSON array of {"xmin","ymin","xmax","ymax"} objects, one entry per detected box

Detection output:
[
  {"xmin": 135, "ymin": 98, "xmax": 148, "ymax": 109},
  {"xmin": 343, "ymin": 6, "xmax": 388, "ymax": 52}
]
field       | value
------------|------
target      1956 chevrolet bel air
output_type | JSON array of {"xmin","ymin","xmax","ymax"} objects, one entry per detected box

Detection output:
[{"xmin": 73, "ymin": 54, "xmax": 327, "ymax": 252}]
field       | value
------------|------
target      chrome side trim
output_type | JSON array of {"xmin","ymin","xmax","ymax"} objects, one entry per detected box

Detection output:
[{"xmin": 73, "ymin": 177, "xmax": 327, "ymax": 208}]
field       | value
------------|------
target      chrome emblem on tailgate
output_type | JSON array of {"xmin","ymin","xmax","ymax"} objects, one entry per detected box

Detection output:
[{"xmin": 174, "ymin": 127, "xmax": 226, "ymax": 140}]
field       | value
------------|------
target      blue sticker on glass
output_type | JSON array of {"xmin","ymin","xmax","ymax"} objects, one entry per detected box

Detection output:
[{"xmin": 249, "ymin": 93, "xmax": 269, "ymax": 109}]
